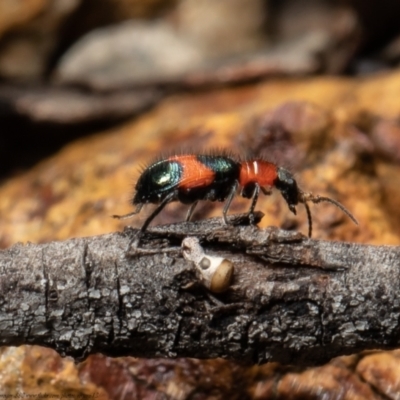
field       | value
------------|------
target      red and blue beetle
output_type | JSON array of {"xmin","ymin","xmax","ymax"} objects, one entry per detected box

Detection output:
[{"xmin": 113, "ymin": 153, "xmax": 358, "ymax": 237}]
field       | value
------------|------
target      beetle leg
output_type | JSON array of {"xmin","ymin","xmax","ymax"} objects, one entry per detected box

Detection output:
[
  {"xmin": 185, "ymin": 201, "xmax": 199, "ymax": 221},
  {"xmin": 222, "ymin": 180, "xmax": 239, "ymax": 224},
  {"xmin": 247, "ymin": 183, "xmax": 260, "ymax": 225},
  {"xmin": 112, "ymin": 203, "xmax": 143, "ymax": 220}
]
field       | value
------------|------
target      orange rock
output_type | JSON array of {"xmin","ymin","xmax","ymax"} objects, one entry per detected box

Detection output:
[
  {"xmin": 2, "ymin": 72, "xmax": 400, "ymax": 246},
  {"xmin": 357, "ymin": 351, "xmax": 400, "ymax": 399}
]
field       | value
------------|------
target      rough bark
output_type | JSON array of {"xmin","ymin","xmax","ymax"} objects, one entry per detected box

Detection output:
[{"xmin": 0, "ymin": 213, "xmax": 399, "ymax": 366}]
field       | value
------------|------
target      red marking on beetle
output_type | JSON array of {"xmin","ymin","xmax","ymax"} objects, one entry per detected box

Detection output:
[
  {"xmin": 239, "ymin": 160, "xmax": 277, "ymax": 188},
  {"xmin": 168, "ymin": 155, "xmax": 215, "ymax": 190}
]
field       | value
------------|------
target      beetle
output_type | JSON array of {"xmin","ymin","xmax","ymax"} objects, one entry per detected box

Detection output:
[{"xmin": 113, "ymin": 153, "xmax": 358, "ymax": 237}]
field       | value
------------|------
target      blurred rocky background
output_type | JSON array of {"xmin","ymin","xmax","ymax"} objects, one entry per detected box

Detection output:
[
  {"xmin": 2, "ymin": 0, "xmax": 400, "ymax": 398},
  {"xmin": 2, "ymin": 0, "xmax": 400, "ymax": 176}
]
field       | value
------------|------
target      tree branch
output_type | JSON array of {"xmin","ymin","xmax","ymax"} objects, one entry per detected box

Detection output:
[{"xmin": 1, "ymin": 213, "xmax": 399, "ymax": 366}]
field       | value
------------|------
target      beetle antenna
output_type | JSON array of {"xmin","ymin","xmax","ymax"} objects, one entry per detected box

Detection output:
[
  {"xmin": 299, "ymin": 192, "xmax": 358, "ymax": 237},
  {"xmin": 303, "ymin": 201, "xmax": 313, "ymax": 237}
]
